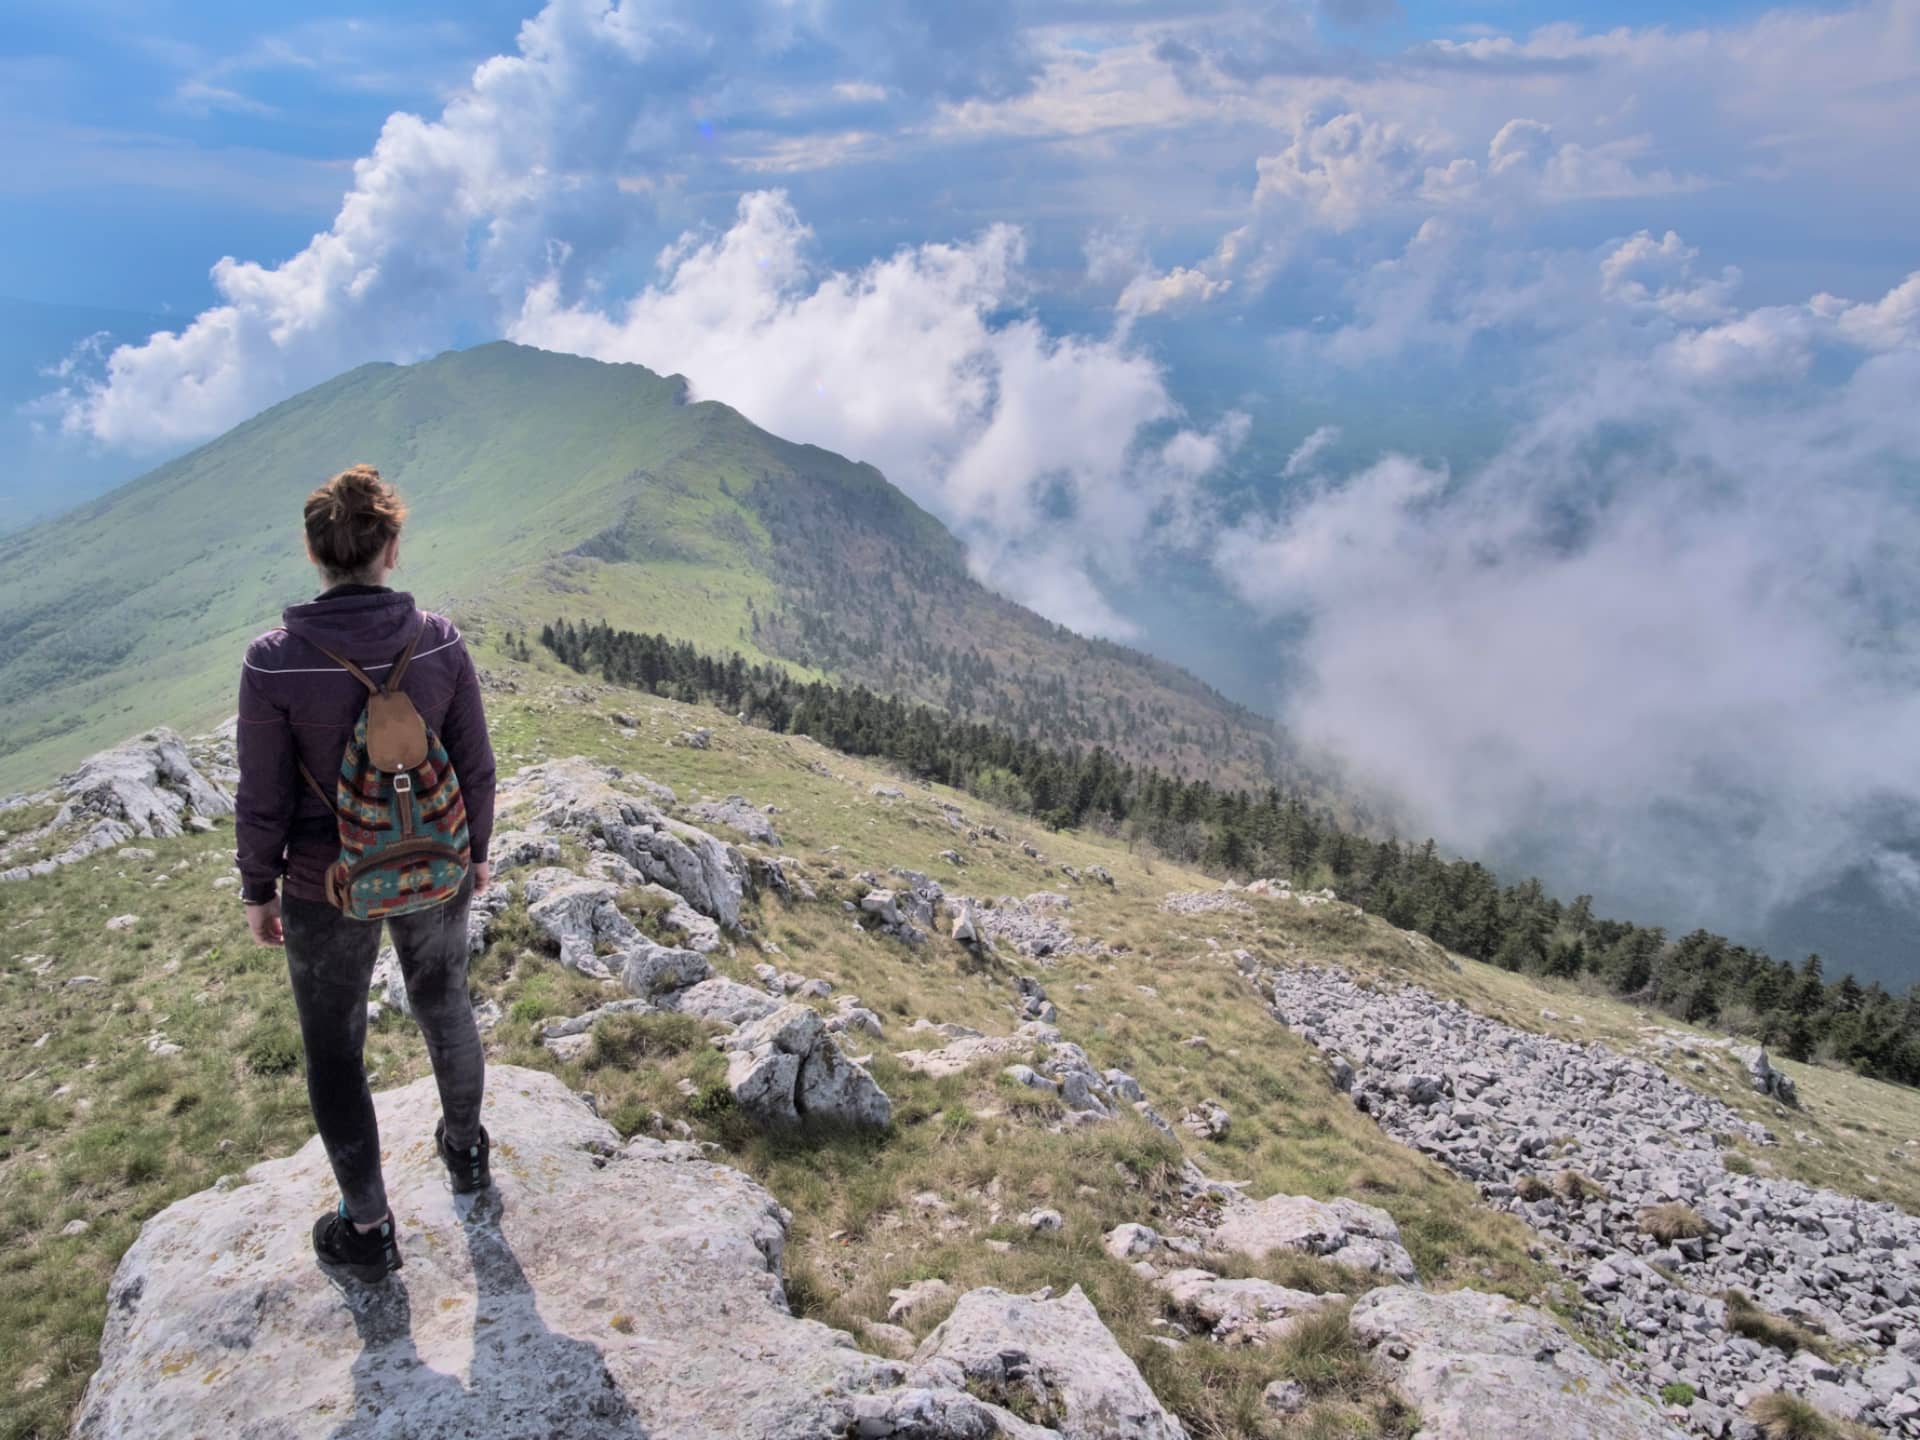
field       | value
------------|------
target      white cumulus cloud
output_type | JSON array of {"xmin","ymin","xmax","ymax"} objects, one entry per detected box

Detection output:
[
  {"xmin": 1600, "ymin": 230, "xmax": 1742, "ymax": 322},
  {"xmin": 1818, "ymin": 272, "xmax": 1920, "ymax": 353},
  {"xmin": 1117, "ymin": 264, "xmax": 1231, "ymax": 316},
  {"xmin": 511, "ymin": 190, "xmax": 1232, "ymax": 635}
]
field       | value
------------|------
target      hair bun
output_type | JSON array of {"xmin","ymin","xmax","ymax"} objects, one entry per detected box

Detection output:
[
  {"xmin": 330, "ymin": 463, "xmax": 384, "ymax": 506},
  {"xmin": 304, "ymin": 465, "xmax": 408, "ymax": 579}
]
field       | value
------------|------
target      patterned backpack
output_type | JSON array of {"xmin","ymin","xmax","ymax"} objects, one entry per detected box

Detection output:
[{"xmin": 297, "ymin": 626, "xmax": 471, "ymax": 920}]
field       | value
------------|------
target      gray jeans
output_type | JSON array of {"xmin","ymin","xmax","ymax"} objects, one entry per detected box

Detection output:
[{"xmin": 282, "ymin": 880, "xmax": 484, "ymax": 1224}]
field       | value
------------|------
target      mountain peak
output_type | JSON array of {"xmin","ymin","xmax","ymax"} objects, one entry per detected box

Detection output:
[{"xmin": 0, "ymin": 344, "xmax": 1297, "ymax": 802}]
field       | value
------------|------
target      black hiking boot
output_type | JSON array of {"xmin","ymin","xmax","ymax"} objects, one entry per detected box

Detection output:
[
  {"xmin": 312, "ymin": 1202, "xmax": 402, "ymax": 1283},
  {"xmin": 435, "ymin": 1118, "xmax": 492, "ymax": 1195}
]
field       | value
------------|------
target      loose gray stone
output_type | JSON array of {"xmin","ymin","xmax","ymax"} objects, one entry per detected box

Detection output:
[
  {"xmin": 724, "ymin": 1004, "xmax": 890, "ymax": 1130},
  {"xmin": 687, "ymin": 796, "xmax": 780, "ymax": 848},
  {"xmin": 1261, "ymin": 1380, "xmax": 1307, "ymax": 1416},
  {"xmin": 1204, "ymin": 1193, "xmax": 1418, "ymax": 1283},
  {"xmin": 618, "ymin": 939, "xmax": 711, "ymax": 999},
  {"xmin": 1103, "ymin": 1224, "xmax": 1161, "ymax": 1260},
  {"xmin": 1258, "ymin": 961, "xmax": 1920, "ymax": 1432},
  {"xmin": 911, "ymin": 1285, "xmax": 1188, "ymax": 1440}
]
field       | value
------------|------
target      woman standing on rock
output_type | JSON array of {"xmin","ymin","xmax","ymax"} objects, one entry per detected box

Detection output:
[{"xmin": 234, "ymin": 464, "xmax": 498, "ymax": 1282}]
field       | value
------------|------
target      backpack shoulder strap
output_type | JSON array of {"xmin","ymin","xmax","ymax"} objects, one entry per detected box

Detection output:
[
  {"xmin": 307, "ymin": 622, "xmax": 424, "ymax": 696},
  {"xmin": 298, "ymin": 760, "xmax": 338, "ymax": 816},
  {"xmin": 309, "ymin": 642, "xmax": 382, "ymax": 696},
  {"xmin": 383, "ymin": 624, "xmax": 427, "ymax": 693}
]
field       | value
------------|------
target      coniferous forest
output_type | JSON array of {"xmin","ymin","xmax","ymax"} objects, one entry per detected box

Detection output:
[{"xmin": 540, "ymin": 618, "xmax": 1920, "ymax": 1087}]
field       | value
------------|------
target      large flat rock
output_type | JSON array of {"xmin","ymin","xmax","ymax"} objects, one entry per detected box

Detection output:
[
  {"xmin": 913, "ymin": 1285, "xmax": 1189, "ymax": 1440},
  {"xmin": 1204, "ymin": 1192, "xmax": 1419, "ymax": 1282},
  {"xmin": 1349, "ymin": 1287, "xmax": 1685, "ymax": 1440},
  {"xmin": 70, "ymin": 1067, "xmax": 1035, "ymax": 1439}
]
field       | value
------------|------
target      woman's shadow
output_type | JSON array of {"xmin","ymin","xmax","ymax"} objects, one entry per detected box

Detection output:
[{"xmin": 329, "ymin": 1190, "xmax": 649, "ymax": 1438}]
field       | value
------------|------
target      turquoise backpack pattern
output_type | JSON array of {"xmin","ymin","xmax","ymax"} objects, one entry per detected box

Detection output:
[{"xmin": 298, "ymin": 627, "xmax": 471, "ymax": 920}]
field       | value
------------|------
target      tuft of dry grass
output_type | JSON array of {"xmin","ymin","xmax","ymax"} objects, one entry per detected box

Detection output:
[
  {"xmin": 583, "ymin": 1011, "xmax": 708, "ymax": 1072},
  {"xmin": 1638, "ymin": 1202, "xmax": 1709, "ymax": 1243},
  {"xmin": 1514, "ymin": 1175, "xmax": 1551, "ymax": 1203},
  {"xmin": 1130, "ymin": 1299, "xmax": 1416, "ymax": 1440},
  {"xmin": 1553, "ymin": 1170, "xmax": 1607, "ymax": 1204},
  {"xmin": 1723, "ymin": 1291, "xmax": 1837, "ymax": 1361},
  {"xmin": 1267, "ymin": 1304, "xmax": 1374, "ymax": 1399},
  {"xmin": 1748, "ymin": 1391, "xmax": 1878, "ymax": 1440}
]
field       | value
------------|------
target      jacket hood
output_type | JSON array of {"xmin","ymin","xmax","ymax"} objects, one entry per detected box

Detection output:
[{"xmin": 280, "ymin": 588, "xmax": 422, "ymax": 664}]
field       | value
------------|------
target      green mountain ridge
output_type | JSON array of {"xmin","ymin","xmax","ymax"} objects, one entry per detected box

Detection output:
[{"xmin": 0, "ymin": 342, "xmax": 1306, "ymax": 801}]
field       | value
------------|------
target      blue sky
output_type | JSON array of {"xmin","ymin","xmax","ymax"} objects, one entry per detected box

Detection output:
[
  {"xmin": 3, "ymin": 0, "xmax": 1892, "ymax": 314},
  {"xmin": 4, "ymin": 0, "xmax": 1919, "ymax": 979}
]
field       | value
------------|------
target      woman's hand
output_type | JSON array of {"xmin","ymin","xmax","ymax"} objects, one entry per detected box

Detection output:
[
  {"xmin": 246, "ymin": 898, "xmax": 284, "ymax": 946},
  {"xmin": 473, "ymin": 860, "xmax": 492, "ymax": 896}
]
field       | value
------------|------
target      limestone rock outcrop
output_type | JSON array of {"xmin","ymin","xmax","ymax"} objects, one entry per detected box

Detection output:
[
  {"xmin": 487, "ymin": 829, "xmax": 562, "ymax": 874},
  {"xmin": 523, "ymin": 868, "xmax": 640, "ymax": 976},
  {"xmin": 618, "ymin": 937, "xmax": 712, "ymax": 998},
  {"xmin": 1153, "ymin": 1268, "xmax": 1338, "ymax": 1344},
  {"xmin": 894, "ymin": 1023, "xmax": 1165, "ymax": 1132},
  {"xmin": 71, "ymin": 1067, "xmax": 1082, "ymax": 1440},
  {"xmin": 1, "ymin": 728, "xmax": 233, "ymax": 883},
  {"xmin": 897, "ymin": 1025, "xmax": 1050, "ymax": 1078},
  {"xmin": 946, "ymin": 893, "xmax": 1096, "ymax": 959},
  {"xmin": 497, "ymin": 759, "xmax": 748, "ymax": 927},
  {"xmin": 670, "ymin": 975, "xmax": 781, "ymax": 1026},
  {"xmin": 724, "ymin": 1003, "xmax": 893, "ymax": 1129},
  {"xmin": 688, "ymin": 795, "xmax": 781, "ymax": 847},
  {"xmin": 1203, "ymin": 1192, "xmax": 1420, "ymax": 1283},
  {"xmin": 911, "ymin": 1285, "xmax": 1189, "ymax": 1440},
  {"xmin": 1349, "ymin": 1287, "xmax": 1684, "ymax": 1440},
  {"xmin": 1734, "ymin": 1043, "xmax": 1800, "ymax": 1108}
]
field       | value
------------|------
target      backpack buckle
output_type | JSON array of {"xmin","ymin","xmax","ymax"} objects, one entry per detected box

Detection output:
[{"xmin": 392, "ymin": 772, "xmax": 413, "ymax": 794}]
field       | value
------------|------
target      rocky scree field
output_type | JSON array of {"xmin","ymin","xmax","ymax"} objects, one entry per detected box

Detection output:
[{"xmin": 1, "ymin": 666, "xmax": 1916, "ymax": 1439}]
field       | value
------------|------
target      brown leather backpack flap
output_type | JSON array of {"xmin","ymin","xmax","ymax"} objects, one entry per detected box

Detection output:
[{"xmin": 365, "ymin": 690, "xmax": 430, "ymax": 772}]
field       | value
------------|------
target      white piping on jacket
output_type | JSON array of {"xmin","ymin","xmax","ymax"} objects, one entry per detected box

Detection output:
[{"xmin": 243, "ymin": 634, "xmax": 462, "ymax": 675}]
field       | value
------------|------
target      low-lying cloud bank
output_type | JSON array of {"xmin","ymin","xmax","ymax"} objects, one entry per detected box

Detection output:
[{"xmin": 1219, "ymin": 240, "xmax": 1920, "ymax": 954}]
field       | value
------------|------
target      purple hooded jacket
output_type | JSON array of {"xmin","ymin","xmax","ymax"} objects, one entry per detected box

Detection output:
[{"xmin": 233, "ymin": 586, "xmax": 496, "ymax": 905}]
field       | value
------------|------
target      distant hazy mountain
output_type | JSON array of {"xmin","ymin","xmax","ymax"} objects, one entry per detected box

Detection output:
[{"xmin": 0, "ymin": 342, "xmax": 1311, "ymax": 804}]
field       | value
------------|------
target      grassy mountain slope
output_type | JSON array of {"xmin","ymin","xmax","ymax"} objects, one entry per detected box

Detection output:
[
  {"xmin": 0, "ymin": 342, "xmax": 1295, "ymax": 799},
  {"xmin": 3, "ymin": 660, "xmax": 1914, "ymax": 1439}
]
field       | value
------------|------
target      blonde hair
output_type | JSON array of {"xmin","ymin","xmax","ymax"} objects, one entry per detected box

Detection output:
[{"xmin": 304, "ymin": 464, "xmax": 407, "ymax": 581}]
